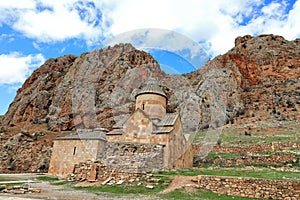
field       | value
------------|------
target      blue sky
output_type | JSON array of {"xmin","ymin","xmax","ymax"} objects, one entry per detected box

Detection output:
[{"xmin": 0, "ymin": 0, "xmax": 299, "ymax": 115}]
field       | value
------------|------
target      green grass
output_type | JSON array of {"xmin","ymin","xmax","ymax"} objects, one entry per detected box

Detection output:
[
  {"xmin": 36, "ymin": 176, "xmax": 59, "ymax": 182},
  {"xmin": 160, "ymin": 189, "xmax": 261, "ymax": 200},
  {"xmin": 74, "ymin": 183, "xmax": 167, "ymax": 196},
  {"xmin": 0, "ymin": 177, "xmax": 16, "ymax": 182},
  {"xmin": 193, "ymin": 122, "xmax": 300, "ymax": 146},
  {"xmin": 157, "ymin": 168, "xmax": 300, "ymax": 182}
]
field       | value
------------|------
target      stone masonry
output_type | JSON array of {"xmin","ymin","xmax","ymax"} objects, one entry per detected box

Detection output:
[
  {"xmin": 98, "ymin": 142, "xmax": 164, "ymax": 173},
  {"xmin": 197, "ymin": 175, "xmax": 300, "ymax": 199}
]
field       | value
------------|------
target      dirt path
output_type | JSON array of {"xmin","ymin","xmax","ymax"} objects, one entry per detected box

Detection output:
[
  {"xmin": 159, "ymin": 175, "xmax": 198, "ymax": 194},
  {"xmin": 0, "ymin": 174, "xmax": 201, "ymax": 199},
  {"xmin": 0, "ymin": 174, "xmax": 157, "ymax": 200}
]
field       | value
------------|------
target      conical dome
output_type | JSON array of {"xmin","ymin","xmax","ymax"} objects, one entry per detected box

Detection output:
[{"xmin": 135, "ymin": 78, "xmax": 166, "ymax": 99}]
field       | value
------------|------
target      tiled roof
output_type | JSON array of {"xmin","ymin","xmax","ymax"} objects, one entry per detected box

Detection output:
[
  {"xmin": 106, "ymin": 131, "xmax": 123, "ymax": 135},
  {"xmin": 55, "ymin": 131, "xmax": 107, "ymax": 141},
  {"xmin": 157, "ymin": 113, "xmax": 179, "ymax": 127},
  {"xmin": 153, "ymin": 128, "xmax": 173, "ymax": 134}
]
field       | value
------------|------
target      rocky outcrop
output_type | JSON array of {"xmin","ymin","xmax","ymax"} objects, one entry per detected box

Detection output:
[
  {"xmin": 187, "ymin": 34, "xmax": 300, "ymax": 126},
  {"xmin": 3, "ymin": 35, "xmax": 300, "ymax": 132},
  {"xmin": 0, "ymin": 129, "xmax": 53, "ymax": 173}
]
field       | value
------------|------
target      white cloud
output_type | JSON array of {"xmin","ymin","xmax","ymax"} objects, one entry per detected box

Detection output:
[
  {"xmin": 0, "ymin": 0, "xmax": 300, "ymax": 56},
  {"xmin": 0, "ymin": 52, "xmax": 45, "ymax": 84},
  {"xmin": 100, "ymin": 0, "xmax": 300, "ymax": 56},
  {"xmin": 0, "ymin": 0, "xmax": 108, "ymax": 44}
]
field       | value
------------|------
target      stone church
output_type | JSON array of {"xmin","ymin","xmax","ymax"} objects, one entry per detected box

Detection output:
[{"xmin": 49, "ymin": 80, "xmax": 193, "ymax": 178}]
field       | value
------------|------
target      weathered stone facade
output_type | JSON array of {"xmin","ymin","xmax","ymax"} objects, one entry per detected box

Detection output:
[
  {"xmin": 98, "ymin": 142, "xmax": 164, "ymax": 173},
  {"xmin": 48, "ymin": 131, "xmax": 106, "ymax": 177},
  {"xmin": 197, "ymin": 175, "xmax": 300, "ymax": 199},
  {"xmin": 67, "ymin": 160, "xmax": 148, "ymax": 183}
]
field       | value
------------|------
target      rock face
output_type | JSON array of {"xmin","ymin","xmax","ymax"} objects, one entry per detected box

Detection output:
[
  {"xmin": 3, "ymin": 36, "xmax": 300, "ymax": 131},
  {"xmin": 0, "ymin": 129, "xmax": 52, "ymax": 173},
  {"xmin": 0, "ymin": 35, "xmax": 299, "ymax": 173},
  {"xmin": 188, "ymin": 34, "xmax": 300, "ymax": 127}
]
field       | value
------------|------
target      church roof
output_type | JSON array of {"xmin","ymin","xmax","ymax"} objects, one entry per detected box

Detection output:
[
  {"xmin": 55, "ymin": 130, "xmax": 107, "ymax": 141},
  {"xmin": 157, "ymin": 113, "xmax": 179, "ymax": 127},
  {"xmin": 135, "ymin": 79, "xmax": 167, "ymax": 98}
]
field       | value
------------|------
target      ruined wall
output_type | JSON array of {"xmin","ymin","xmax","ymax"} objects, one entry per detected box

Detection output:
[
  {"xmin": 98, "ymin": 142, "xmax": 164, "ymax": 173},
  {"xmin": 68, "ymin": 160, "xmax": 148, "ymax": 183},
  {"xmin": 48, "ymin": 139, "xmax": 105, "ymax": 177},
  {"xmin": 197, "ymin": 175, "xmax": 300, "ymax": 199}
]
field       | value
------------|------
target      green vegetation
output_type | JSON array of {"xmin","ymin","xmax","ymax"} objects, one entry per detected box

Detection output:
[
  {"xmin": 73, "ymin": 180, "xmax": 259, "ymax": 199},
  {"xmin": 160, "ymin": 189, "xmax": 261, "ymax": 200},
  {"xmin": 193, "ymin": 122, "xmax": 300, "ymax": 146},
  {"xmin": 158, "ymin": 168, "xmax": 300, "ymax": 182},
  {"xmin": 74, "ymin": 184, "xmax": 166, "ymax": 196},
  {"xmin": 36, "ymin": 175, "xmax": 59, "ymax": 182},
  {"xmin": 0, "ymin": 177, "xmax": 16, "ymax": 182}
]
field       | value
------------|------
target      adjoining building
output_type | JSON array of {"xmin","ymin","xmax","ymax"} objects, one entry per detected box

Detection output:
[{"xmin": 49, "ymin": 80, "xmax": 193, "ymax": 178}]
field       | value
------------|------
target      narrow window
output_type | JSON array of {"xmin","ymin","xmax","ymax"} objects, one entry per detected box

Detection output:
[
  {"xmin": 142, "ymin": 103, "xmax": 145, "ymax": 110},
  {"xmin": 73, "ymin": 147, "xmax": 76, "ymax": 156}
]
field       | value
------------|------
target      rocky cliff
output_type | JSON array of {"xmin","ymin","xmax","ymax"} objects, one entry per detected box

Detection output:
[{"xmin": 0, "ymin": 34, "xmax": 299, "ymax": 173}]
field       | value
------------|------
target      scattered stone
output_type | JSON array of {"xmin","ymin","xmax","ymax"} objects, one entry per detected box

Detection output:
[
  {"xmin": 145, "ymin": 185, "xmax": 154, "ymax": 189},
  {"xmin": 101, "ymin": 177, "xmax": 112, "ymax": 185},
  {"xmin": 0, "ymin": 184, "xmax": 41, "ymax": 195},
  {"xmin": 116, "ymin": 180, "xmax": 125, "ymax": 185},
  {"xmin": 28, "ymin": 188, "xmax": 41, "ymax": 193},
  {"xmin": 0, "ymin": 185, "xmax": 5, "ymax": 191},
  {"xmin": 14, "ymin": 189, "xmax": 25, "ymax": 194}
]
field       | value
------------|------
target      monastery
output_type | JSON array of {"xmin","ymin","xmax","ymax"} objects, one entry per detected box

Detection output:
[{"xmin": 49, "ymin": 80, "xmax": 193, "ymax": 177}]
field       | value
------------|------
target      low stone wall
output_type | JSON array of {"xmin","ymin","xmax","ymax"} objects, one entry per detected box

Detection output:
[
  {"xmin": 210, "ymin": 154, "xmax": 298, "ymax": 167},
  {"xmin": 98, "ymin": 142, "xmax": 164, "ymax": 173},
  {"xmin": 193, "ymin": 142, "xmax": 300, "ymax": 155},
  {"xmin": 197, "ymin": 175, "xmax": 300, "ymax": 199},
  {"xmin": 68, "ymin": 160, "xmax": 148, "ymax": 184}
]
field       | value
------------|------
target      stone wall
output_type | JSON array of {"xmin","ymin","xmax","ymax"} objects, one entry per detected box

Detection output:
[
  {"xmin": 210, "ymin": 153, "xmax": 298, "ymax": 167},
  {"xmin": 193, "ymin": 142, "xmax": 300, "ymax": 155},
  {"xmin": 197, "ymin": 175, "xmax": 300, "ymax": 199},
  {"xmin": 98, "ymin": 142, "xmax": 164, "ymax": 173},
  {"xmin": 68, "ymin": 160, "xmax": 148, "ymax": 184}
]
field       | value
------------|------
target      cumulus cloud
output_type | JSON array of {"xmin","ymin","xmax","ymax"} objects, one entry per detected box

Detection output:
[
  {"xmin": 100, "ymin": 0, "xmax": 300, "ymax": 56},
  {"xmin": 0, "ymin": 0, "xmax": 108, "ymax": 44},
  {"xmin": 0, "ymin": 0, "xmax": 299, "ymax": 56},
  {"xmin": 0, "ymin": 52, "xmax": 45, "ymax": 84},
  {"xmin": 104, "ymin": 28, "xmax": 210, "ymax": 69}
]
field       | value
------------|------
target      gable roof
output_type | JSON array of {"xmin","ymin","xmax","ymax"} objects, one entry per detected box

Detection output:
[
  {"xmin": 153, "ymin": 128, "xmax": 173, "ymax": 134},
  {"xmin": 55, "ymin": 130, "xmax": 107, "ymax": 141},
  {"xmin": 157, "ymin": 113, "xmax": 179, "ymax": 127}
]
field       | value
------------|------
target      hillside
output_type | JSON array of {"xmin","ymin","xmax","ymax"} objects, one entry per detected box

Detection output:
[{"xmin": 0, "ymin": 34, "xmax": 299, "ymax": 173}]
